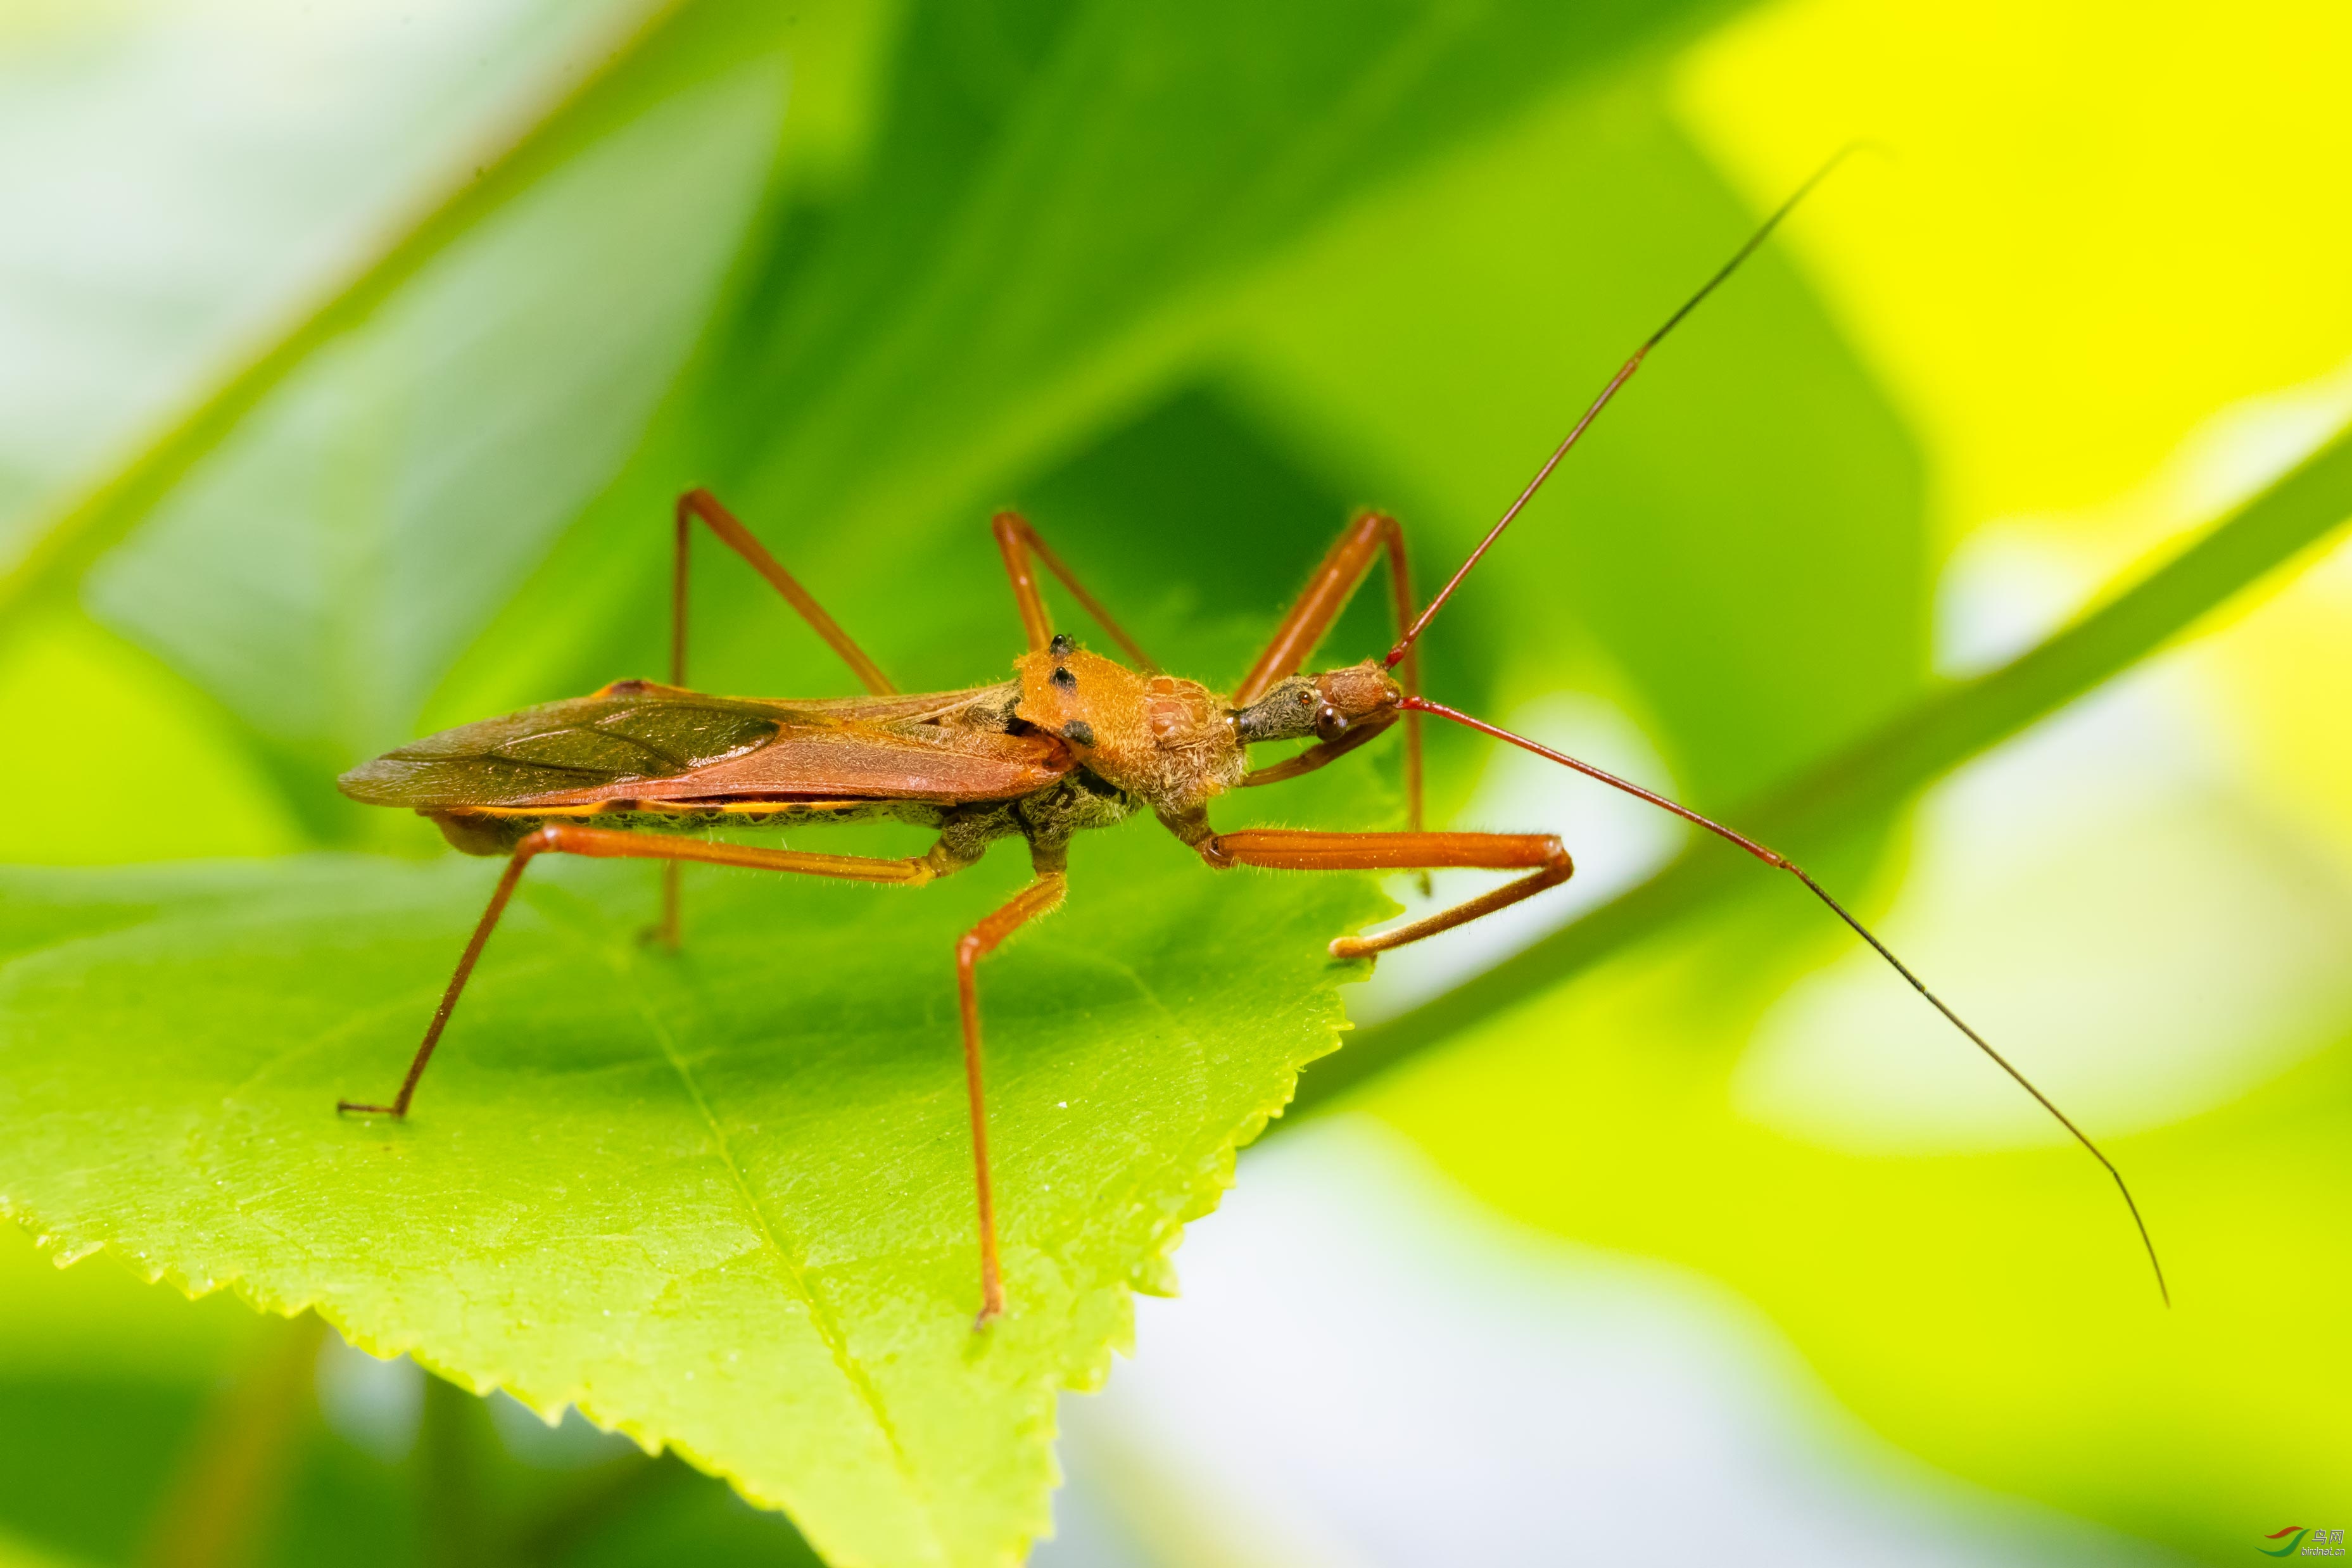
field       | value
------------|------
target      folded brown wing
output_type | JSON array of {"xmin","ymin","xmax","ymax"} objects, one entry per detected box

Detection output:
[{"xmin": 338, "ymin": 681, "xmax": 1067, "ymax": 809}]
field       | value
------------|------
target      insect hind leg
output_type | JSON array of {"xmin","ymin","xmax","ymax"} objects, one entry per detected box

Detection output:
[
  {"xmin": 337, "ymin": 825, "xmax": 955, "ymax": 1120},
  {"xmin": 645, "ymin": 862, "xmax": 683, "ymax": 950}
]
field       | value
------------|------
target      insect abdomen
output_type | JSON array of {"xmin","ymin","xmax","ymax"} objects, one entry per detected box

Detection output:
[{"xmin": 423, "ymin": 800, "xmax": 920, "ymax": 856}]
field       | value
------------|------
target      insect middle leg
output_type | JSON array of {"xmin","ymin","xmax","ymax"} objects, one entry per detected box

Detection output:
[
  {"xmin": 671, "ymin": 488, "xmax": 894, "ymax": 695},
  {"xmin": 1190, "ymin": 827, "xmax": 1571, "ymax": 956},
  {"xmin": 990, "ymin": 509, "xmax": 1158, "ymax": 667},
  {"xmin": 656, "ymin": 490, "xmax": 899, "ymax": 947},
  {"xmin": 339, "ymin": 825, "xmax": 968, "ymax": 1120},
  {"xmin": 955, "ymin": 864, "xmax": 1068, "ymax": 1325}
]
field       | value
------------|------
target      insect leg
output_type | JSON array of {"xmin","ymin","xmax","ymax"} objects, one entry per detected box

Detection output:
[
  {"xmin": 672, "ymin": 489, "xmax": 894, "ymax": 695},
  {"xmin": 654, "ymin": 864, "xmax": 683, "ymax": 951},
  {"xmin": 990, "ymin": 510, "xmax": 1158, "ymax": 668},
  {"xmin": 338, "ymin": 825, "xmax": 958, "ymax": 1119},
  {"xmin": 1230, "ymin": 512, "xmax": 1426, "ymax": 835},
  {"xmin": 1190, "ymin": 828, "xmax": 1569, "ymax": 955},
  {"xmin": 659, "ymin": 489, "xmax": 901, "ymax": 947},
  {"xmin": 954, "ymin": 868, "xmax": 1067, "ymax": 1326}
]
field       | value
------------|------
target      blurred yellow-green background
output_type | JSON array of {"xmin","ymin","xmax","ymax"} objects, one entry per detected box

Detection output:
[{"xmin": 2, "ymin": 0, "xmax": 2348, "ymax": 1564}]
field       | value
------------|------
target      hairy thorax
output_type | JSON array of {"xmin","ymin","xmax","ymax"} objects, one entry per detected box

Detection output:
[{"xmin": 1011, "ymin": 645, "xmax": 1246, "ymax": 818}]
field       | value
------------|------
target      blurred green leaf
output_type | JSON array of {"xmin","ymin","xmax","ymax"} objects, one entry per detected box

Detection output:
[
  {"xmin": 0, "ymin": 1220, "xmax": 831, "ymax": 1567},
  {"xmin": 0, "ymin": 1, "xmax": 632, "ymax": 546},
  {"xmin": 711, "ymin": 0, "xmax": 1744, "ymax": 547},
  {"xmin": 0, "ymin": 609, "xmax": 305, "ymax": 864},
  {"xmin": 0, "ymin": 826, "xmax": 1385, "ymax": 1567},
  {"xmin": 0, "ymin": 0, "xmax": 716, "ymax": 626},
  {"xmin": 1363, "ymin": 882, "xmax": 2352, "ymax": 1560},
  {"xmin": 77, "ymin": 8, "xmax": 792, "ymax": 842}
]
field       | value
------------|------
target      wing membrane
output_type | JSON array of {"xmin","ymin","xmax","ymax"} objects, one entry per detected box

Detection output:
[{"xmin": 339, "ymin": 681, "xmax": 1066, "ymax": 809}]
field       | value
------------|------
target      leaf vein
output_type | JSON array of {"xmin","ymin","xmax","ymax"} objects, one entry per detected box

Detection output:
[{"xmin": 602, "ymin": 941, "xmax": 945, "ymax": 1555}]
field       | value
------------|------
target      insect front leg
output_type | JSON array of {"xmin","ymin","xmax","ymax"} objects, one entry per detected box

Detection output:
[
  {"xmin": 1180, "ymin": 824, "xmax": 1571, "ymax": 956},
  {"xmin": 1230, "ymin": 511, "xmax": 1426, "ymax": 835},
  {"xmin": 989, "ymin": 510, "xmax": 1157, "ymax": 667},
  {"xmin": 338, "ymin": 825, "xmax": 964, "ymax": 1119}
]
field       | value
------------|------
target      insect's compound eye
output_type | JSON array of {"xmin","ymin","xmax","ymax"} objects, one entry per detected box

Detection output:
[
  {"xmin": 1051, "ymin": 666, "xmax": 1077, "ymax": 691},
  {"xmin": 1315, "ymin": 706, "xmax": 1349, "ymax": 743},
  {"xmin": 1063, "ymin": 719, "xmax": 1096, "ymax": 747},
  {"xmin": 1049, "ymin": 633, "xmax": 1075, "ymax": 656}
]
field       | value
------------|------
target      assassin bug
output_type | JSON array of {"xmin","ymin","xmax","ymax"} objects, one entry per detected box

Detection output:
[{"xmin": 336, "ymin": 160, "xmax": 2165, "ymax": 1324}]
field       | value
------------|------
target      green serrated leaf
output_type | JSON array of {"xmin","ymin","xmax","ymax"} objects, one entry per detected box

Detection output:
[{"xmin": 0, "ymin": 821, "xmax": 1389, "ymax": 1567}]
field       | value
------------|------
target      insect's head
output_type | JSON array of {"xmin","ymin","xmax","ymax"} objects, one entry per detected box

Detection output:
[
  {"xmin": 1230, "ymin": 661, "xmax": 1403, "ymax": 747},
  {"xmin": 1014, "ymin": 633, "xmax": 1248, "ymax": 809}
]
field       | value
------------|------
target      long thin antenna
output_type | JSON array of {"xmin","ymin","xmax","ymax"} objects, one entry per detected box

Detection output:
[
  {"xmin": 1387, "ymin": 147, "xmax": 1864, "ymax": 671},
  {"xmin": 1405, "ymin": 694, "xmax": 2169, "ymax": 1307}
]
